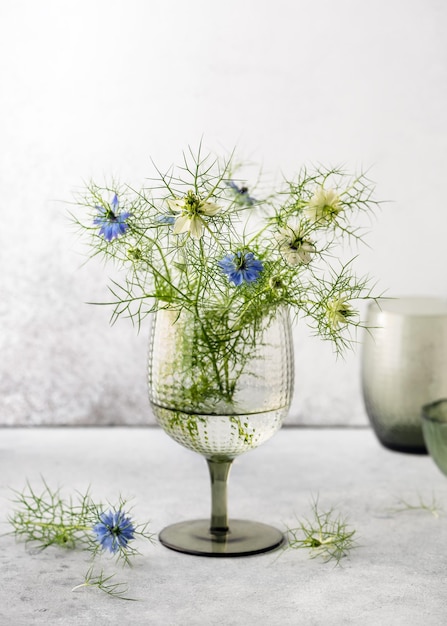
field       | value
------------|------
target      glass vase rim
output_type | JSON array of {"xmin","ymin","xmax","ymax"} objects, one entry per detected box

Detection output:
[
  {"xmin": 421, "ymin": 398, "xmax": 447, "ymax": 424},
  {"xmin": 368, "ymin": 296, "xmax": 447, "ymax": 318}
]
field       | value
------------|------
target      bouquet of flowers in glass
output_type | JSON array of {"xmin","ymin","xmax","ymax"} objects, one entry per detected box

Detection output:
[{"xmin": 75, "ymin": 144, "xmax": 380, "ymax": 556}]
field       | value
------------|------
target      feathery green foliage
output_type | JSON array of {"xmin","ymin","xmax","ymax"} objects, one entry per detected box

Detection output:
[
  {"xmin": 8, "ymin": 478, "xmax": 154, "ymax": 600},
  {"xmin": 285, "ymin": 498, "xmax": 357, "ymax": 564},
  {"xmin": 74, "ymin": 143, "xmax": 381, "ymax": 356}
]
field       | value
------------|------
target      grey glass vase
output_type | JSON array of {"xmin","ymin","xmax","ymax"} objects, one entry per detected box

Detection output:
[
  {"xmin": 148, "ymin": 305, "xmax": 294, "ymax": 556},
  {"xmin": 361, "ymin": 298, "xmax": 447, "ymax": 453}
]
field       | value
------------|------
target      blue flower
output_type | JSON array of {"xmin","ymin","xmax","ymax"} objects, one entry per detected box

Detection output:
[
  {"xmin": 93, "ymin": 510, "xmax": 136, "ymax": 554},
  {"xmin": 226, "ymin": 181, "xmax": 256, "ymax": 206},
  {"xmin": 156, "ymin": 214, "xmax": 176, "ymax": 225},
  {"xmin": 218, "ymin": 252, "xmax": 264, "ymax": 286},
  {"xmin": 93, "ymin": 194, "xmax": 131, "ymax": 241}
]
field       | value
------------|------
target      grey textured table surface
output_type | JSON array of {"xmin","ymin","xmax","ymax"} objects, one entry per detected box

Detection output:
[{"xmin": 1, "ymin": 426, "xmax": 446, "ymax": 626}]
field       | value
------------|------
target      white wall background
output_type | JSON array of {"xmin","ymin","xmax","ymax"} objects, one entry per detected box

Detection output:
[{"xmin": 1, "ymin": 0, "xmax": 446, "ymax": 426}]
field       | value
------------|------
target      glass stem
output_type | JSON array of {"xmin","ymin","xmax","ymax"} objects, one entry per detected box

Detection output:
[{"xmin": 207, "ymin": 459, "xmax": 233, "ymax": 534}]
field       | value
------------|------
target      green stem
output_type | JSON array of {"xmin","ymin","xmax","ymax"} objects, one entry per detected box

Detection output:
[
  {"xmin": 207, "ymin": 459, "xmax": 233, "ymax": 533},
  {"xmin": 17, "ymin": 520, "xmax": 91, "ymax": 532},
  {"xmin": 129, "ymin": 226, "xmax": 193, "ymax": 304},
  {"xmin": 192, "ymin": 305, "xmax": 227, "ymax": 397},
  {"xmin": 200, "ymin": 219, "xmax": 227, "ymax": 251}
]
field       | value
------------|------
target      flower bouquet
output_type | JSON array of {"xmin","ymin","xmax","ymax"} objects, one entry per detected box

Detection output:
[{"xmin": 74, "ymin": 143, "xmax": 379, "ymax": 555}]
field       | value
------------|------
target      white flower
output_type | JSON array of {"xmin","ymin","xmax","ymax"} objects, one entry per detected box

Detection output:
[
  {"xmin": 275, "ymin": 222, "xmax": 316, "ymax": 266},
  {"xmin": 326, "ymin": 296, "xmax": 356, "ymax": 329},
  {"xmin": 171, "ymin": 212, "xmax": 203, "ymax": 238},
  {"xmin": 305, "ymin": 187, "xmax": 342, "ymax": 224},
  {"xmin": 168, "ymin": 191, "xmax": 220, "ymax": 239}
]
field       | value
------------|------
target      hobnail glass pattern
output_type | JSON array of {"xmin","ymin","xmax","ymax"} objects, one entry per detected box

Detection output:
[{"xmin": 148, "ymin": 307, "xmax": 294, "ymax": 459}]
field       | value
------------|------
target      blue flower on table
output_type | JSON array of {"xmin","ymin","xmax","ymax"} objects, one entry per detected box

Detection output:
[
  {"xmin": 218, "ymin": 251, "xmax": 264, "ymax": 286},
  {"xmin": 93, "ymin": 194, "xmax": 131, "ymax": 241},
  {"xmin": 93, "ymin": 510, "xmax": 136, "ymax": 554}
]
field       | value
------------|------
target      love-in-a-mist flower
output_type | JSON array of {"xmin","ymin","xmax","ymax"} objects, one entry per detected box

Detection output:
[
  {"xmin": 156, "ymin": 214, "xmax": 176, "ymax": 225},
  {"xmin": 93, "ymin": 510, "xmax": 136, "ymax": 554},
  {"xmin": 305, "ymin": 187, "xmax": 342, "ymax": 224},
  {"xmin": 168, "ymin": 190, "xmax": 220, "ymax": 239},
  {"xmin": 275, "ymin": 222, "xmax": 316, "ymax": 266},
  {"xmin": 218, "ymin": 251, "xmax": 264, "ymax": 286},
  {"xmin": 226, "ymin": 181, "xmax": 256, "ymax": 206},
  {"xmin": 93, "ymin": 194, "xmax": 131, "ymax": 241},
  {"xmin": 326, "ymin": 296, "xmax": 356, "ymax": 330}
]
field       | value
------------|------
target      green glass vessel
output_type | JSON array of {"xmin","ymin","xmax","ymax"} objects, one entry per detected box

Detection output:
[
  {"xmin": 148, "ymin": 306, "xmax": 294, "ymax": 556},
  {"xmin": 362, "ymin": 298, "xmax": 447, "ymax": 453},
  {"xmin": 421, "ymin": 399, "xmax": 447, "ymax": 476}
]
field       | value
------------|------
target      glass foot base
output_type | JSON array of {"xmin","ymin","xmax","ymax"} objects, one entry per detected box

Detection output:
[{"xmin": 159, "ymin": 519, "xmax": 285, "ymax": 557}]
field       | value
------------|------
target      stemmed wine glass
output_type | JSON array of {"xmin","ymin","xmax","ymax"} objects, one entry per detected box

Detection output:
[{"xmin": 148, "ymin": 306, "xmax": 294, "ymax": 557}]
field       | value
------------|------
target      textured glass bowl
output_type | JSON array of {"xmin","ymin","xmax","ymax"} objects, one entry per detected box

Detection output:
[
  {"xmin": 421, "ymin": 399, "xmax": 447, "ymax": 476},
  {"xmin": 361, "ymin": 297, "xmax": 447, "ymax": 453}
]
